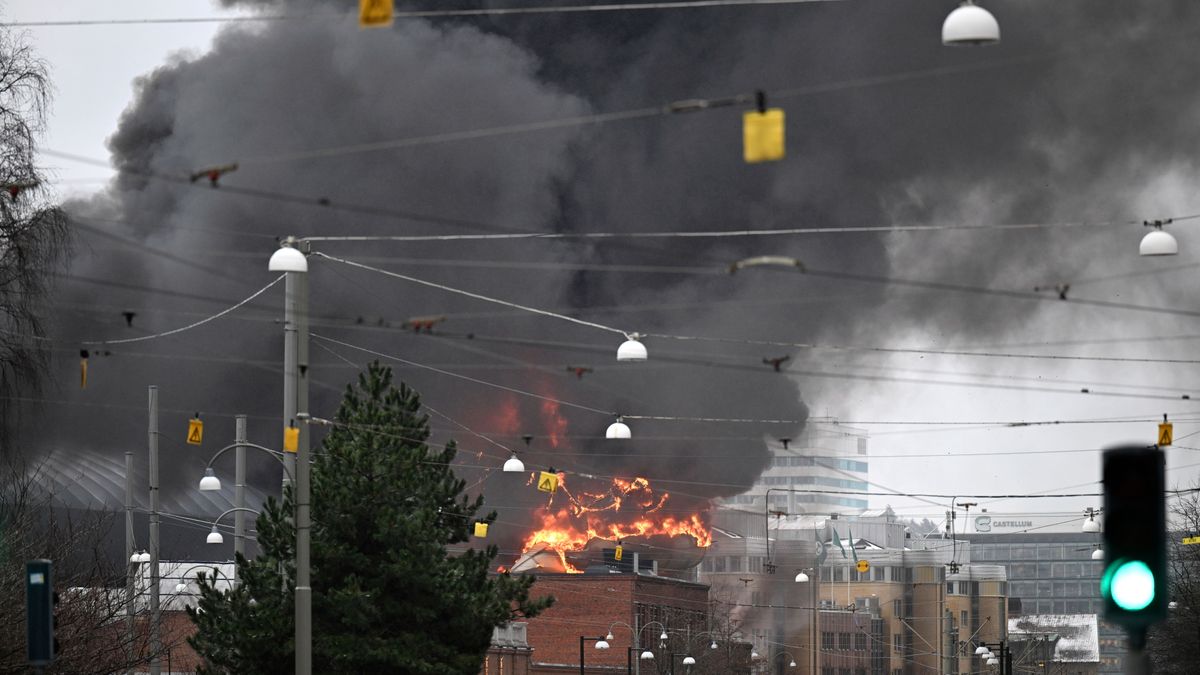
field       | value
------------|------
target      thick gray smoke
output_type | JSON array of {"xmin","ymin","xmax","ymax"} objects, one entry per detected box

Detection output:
[{"xmin": 27, "ymin": 0, "xmax": 1200, "ymax": 564}]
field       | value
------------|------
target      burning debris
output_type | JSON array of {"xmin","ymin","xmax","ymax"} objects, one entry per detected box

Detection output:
[{"xmin": 513, "ymin": 473, "xmax": 711, "ymax": 574}]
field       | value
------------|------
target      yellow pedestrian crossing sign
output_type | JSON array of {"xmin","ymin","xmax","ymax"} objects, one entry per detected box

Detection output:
[
  {"xmin": 283, "ymin": 425, "xmax": 299, "ymax": 453},
  {"xmin": 359, "ymin": 0, "xmax": 393, "ymax": 28},
  {"xmin": 187, "ymin": 418, "xmax": 203, "ymax": 445},
  {"xmin": 1159, "ymin": 422, "xmax": 1173, "ymax": 446},
  {"xmin": 537, "ymin": 471, "xmax": 559, "ymax": 493}
]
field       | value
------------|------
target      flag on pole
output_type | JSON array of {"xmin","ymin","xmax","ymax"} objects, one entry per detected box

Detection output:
[
  {"xmin": 815, "ymin": 531, "xmax": 827, "ymax": 566},
  {"xmin": 832, "ymin": 529, "xmax": 846, "ymax": 558},
  {"xmin": 849, "ymin": 528, "xmax": 859, "ymax": 564}
]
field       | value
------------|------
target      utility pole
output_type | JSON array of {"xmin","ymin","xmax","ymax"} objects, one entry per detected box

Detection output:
[
  {"xmin": 124, "ymin": 447, "xmax": 134, "ymax": 649},
  {"xmin": 943, "ymin": 609, "xmax": 955, "ymax": 675},
  {"xmin": 148, "ymin": 386, "xmax": 161, "ymax": 675},
  {"xmin": 234, "ymin": 415, "xmax": 247, "ymax": 584},
  {"xmin": 273, "ymin": 239, "xmax": 311, "ymax": 675}
]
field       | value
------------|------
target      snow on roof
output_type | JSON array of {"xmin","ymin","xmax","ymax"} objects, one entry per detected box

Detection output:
[{"xmin": 1007, "ymin": 614, "xmax": 1099, "ymax": 663}]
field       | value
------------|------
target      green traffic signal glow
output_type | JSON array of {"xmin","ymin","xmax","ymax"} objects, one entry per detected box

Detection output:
[{"xmin": 1106, "ymin": 560, "xmax": 1156, "ymax": 611}]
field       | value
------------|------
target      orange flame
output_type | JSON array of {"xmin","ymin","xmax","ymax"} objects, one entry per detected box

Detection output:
[{"xmin": 519, "ymin": 474, "xmax": 711, "ymax": 573}]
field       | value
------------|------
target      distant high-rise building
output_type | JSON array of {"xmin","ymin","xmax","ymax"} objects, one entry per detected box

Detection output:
[{"xmin": 719, "ymin": 420, "xmax": 869, "ymax": 515}]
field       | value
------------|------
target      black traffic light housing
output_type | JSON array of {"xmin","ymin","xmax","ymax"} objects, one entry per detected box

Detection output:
[
  {"xmin": 26, "ymin": 559, "xmax": 55, "ymax": 666},
  {"xmin": 1101, "ymin": 445, "xmax": 1168, "ymax": 632}
]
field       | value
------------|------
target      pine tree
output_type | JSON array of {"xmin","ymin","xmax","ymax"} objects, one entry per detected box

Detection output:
[{"xmin": 188, "ymin": 362, "xmax": 552, "ymax": 673}]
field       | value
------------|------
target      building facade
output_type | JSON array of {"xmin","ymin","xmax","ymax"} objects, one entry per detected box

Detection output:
[
  {"xmin": 719, "ymin": 422, "xmax": 870, "ymax": 515},
  {"xmin": 961, "ymin": 531, "xmax": 1121, "ymax": 673}
]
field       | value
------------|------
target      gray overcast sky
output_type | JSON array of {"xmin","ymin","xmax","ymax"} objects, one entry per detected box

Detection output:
[{"xmin": 8, "ymin": 0, "xmax": 1200, "ymax": 540}]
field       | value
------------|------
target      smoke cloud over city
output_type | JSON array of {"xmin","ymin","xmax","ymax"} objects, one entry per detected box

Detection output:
[{"xmin": 24, "ymin": 0, "xmax": 1200, "ymax": 570}]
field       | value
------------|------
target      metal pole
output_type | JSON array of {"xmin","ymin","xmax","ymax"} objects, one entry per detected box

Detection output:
[
  {"xmin": 148, "ymin": 386, "xmax": 161, "ymax": 675},
  {"xmin": 124, "ymin": 448, "xmax": 134, "ymax": 651},
  {"xmin": 286, "ymin": 254, "xmax": 313, "ymax": 675},
  {"xmin": 234, "ymin": 415, "xmax": 247, "ymax": 583},
  {"xmin": 282, "ymin": 272, "xmax": 298, "ymax": 493},
  {"xmin": 813, "ymin": 566, "xmax": 820, "ymax": 675},
  {"xmin": 580, "ymin": 636, "xmax": 585, "ymax": 675}
]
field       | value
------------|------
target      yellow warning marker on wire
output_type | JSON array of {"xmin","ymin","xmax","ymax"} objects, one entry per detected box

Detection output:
[
  {"xmin": 1182, "ymin": 535, "xmax": 1200, "ymax": 545},
  {"xmin": 614, "ymin": 544, "xmax": 623, "ymax": 562},
  {"xmin": 537, "ymin": 471, "xmax": 559, "ymax": 493},
  {"xmin": 474, "ymin": 522, "xmax": 489, "ymax": 538},
  {"xmin": 283, "ymin": 425, "xmax": 299, "ymax": 453},
  {"xmin": 359, "ymin": 0, "xmax": 393, "ymax": 28},
  {"xmin": 743, "ymin": 91, "xmax": 785, "ymax": 164},
  {"xmin": 187, "ymin": 416, "xmax": 204, "ymax": 445},
  {"xmin": 1159, "ymin": 414, "xmax": 1173, "ymax": 447}
]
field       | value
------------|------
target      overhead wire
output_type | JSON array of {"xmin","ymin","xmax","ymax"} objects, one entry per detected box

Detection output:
[{"xmin": 4, "ymin": 0, "xmax": 847, "ymax": 28}]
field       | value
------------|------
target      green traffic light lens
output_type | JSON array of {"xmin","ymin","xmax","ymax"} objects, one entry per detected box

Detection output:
[{"xmin": 1108, "ymin": 560, "xmax": 1156, "ymax": 611}]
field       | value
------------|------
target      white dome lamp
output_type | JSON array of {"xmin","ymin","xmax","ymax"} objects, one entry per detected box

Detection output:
[
  {"xmin": 1082, "ymin": 508, "xmax": 1101, "ymax": 533},
  {"xmin": 502, "ymin": 452, "xmax": 525, "ymax": 473},
  {"xmin": 594, "ymin": 639, "xmax": 610, "ymax": 650},
  {"xmin": 942, "ymin": 1, "xmax": 1000, "ymax": 46},
  {"xmin": 794, "ymin": 570, "xmax": 809, "ymax": 583},
  {"xmin": 606, "ymin": 416, "xmax": 632, "ymax": 440},
  {"xmin": 682, "ymin": 656, "xmax": 696, "ymax": 666},
  {"xmin": 640, "ymin": 650, "xmax": 654, "ymax": 660},
  {"xmin": 659, "ymin": 630, "xmax": 669, "ymax": 642},
  {"xmin": 206, "ymin": 525, "xmax": 224, "ymax": 545},
  {"xmin": 1092, "ymin": 547, "xmax": 1104, "ymax": 561},
  {"xmin": 268, "ymin": 242, "xmax": 308, "ymax": 273},
  {"xmin": 789, "ymin": 660, "xmax": 797, "ymax": 668},
  {"xmin": 1140, "ymin": 219, "xmax": 1178, "ymax": 256},
  {"xmin": 199, "ymin": 468, "xmax": 222, "ymax": 491},
  {"xmin": 974, "ymin": 646, "xmax": 990, "ymax": 656},
  {"xmin": 617, "ymin": 334, "xmax": 648, "ymax": 362},
  {"xmin": 987, "ymin": 657, "xmax": 1000, "ymax": 666},
  {"xmin": 174, "ymin": 581, "xmax": 189, "ymax": 593}
]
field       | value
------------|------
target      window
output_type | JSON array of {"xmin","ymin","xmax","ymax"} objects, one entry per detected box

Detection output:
[
  {"xmin": 893, "ymin": 634, "xmax": 904, "ymax": 651},
  {"xmin": 854, "ymin": 633, "xmax": 868, "ymax": 651},
  {"xmin": 822, "ymin": 669, "xmax": 834, "ymax": 675},
  {"xmin": 839, "ymin": 633, "xmax": 852, "ymax": 650},
  {"xmin": 893, "ymin": 599, "xmax": 902, "ymax": 617},
  {"xmin": 961, "ymin": 610, "xmax": 969, "ymax": 629},
  {"xmin": 839, "ymin": 669, "xmax": 850, "ymax": 675},
  {"xmin": 823, "ymin": 632, "xmax": 836, "ymax": 650}
]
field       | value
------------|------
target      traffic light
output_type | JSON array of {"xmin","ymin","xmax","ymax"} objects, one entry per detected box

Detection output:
[
  {"xmin": 1101, "ymin": 445, "xmax": 1168, "ymax": 629},
  {"xmin": 26, "ymin": 559, "xmax": 55, "ymax": 666}
]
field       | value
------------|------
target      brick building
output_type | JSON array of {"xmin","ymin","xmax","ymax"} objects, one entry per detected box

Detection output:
[{"xmin": 482, "ymin": 557, "xmax": 754, "ymax": 675}]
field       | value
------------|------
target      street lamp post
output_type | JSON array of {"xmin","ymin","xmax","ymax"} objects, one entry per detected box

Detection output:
[
  {"xmin": 580, "ymin": 635, "xmax": 609, "ymax": 675},
  {"xmin": 269, "ymin": 240, "xmax": 311, "ymax": 675},
  {"xmin": 977, "ymin": 641, "xmax": 1012, "ymax": 675}
]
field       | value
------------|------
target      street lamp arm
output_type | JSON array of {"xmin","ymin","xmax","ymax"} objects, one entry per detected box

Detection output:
[
  {"xmin": 213, "ymin": 507, "xmax": 263, "ymax": 526},
  {"xmin": 204, "ymin": 441, "xmax": 295, "ymax": 482},
  {"xmin": 172, "ymin": 564, "xmax": 235, "ymax": 585}
]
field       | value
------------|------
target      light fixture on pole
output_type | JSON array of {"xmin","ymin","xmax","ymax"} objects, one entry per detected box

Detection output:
[
  {"xmin": 795, "ymin": 570, "xmax": 809, "ymax": 583},
  {"xmin": 617, "ymin": 334, "xmax": 647, "ymax": 362},
  {"xmin": 502, "ymin": 452, "xmax": 525, "ymax": 472},
  {"xmin": 640, "ymin": 649, "xmax": 654, "ymax": 660},
  {"xmin": 1140, "ymin": 219, "xmax": 1178, "ymax": 256},
  {"xmin": 974, "ymin": 646, "xmax": 990, "ymax": 656},
  {"xmin": 206, "ymin": 526, "xmax": 223, "ymax": 545},
  {"xmin": 199, "ymin": 468, "xmax": 221, "ymax": 491},
  {"xmin": 1082, "ymin": 507, "xmax": 1101, "ymax": 533},
  {"xmin": 683, "ymin": 656, "xmax": 696, "ymax": 665},
  {"xmin": 606, "ymin": 416, "xmax": 631, "ymax": 439},
  {"xmin": 1092, "ymin": 548, "xmax": 1105, "ymax": 561},
  {"xmin": 942, "ymin": 1, "xmax": 1000, "ymax": 46}
]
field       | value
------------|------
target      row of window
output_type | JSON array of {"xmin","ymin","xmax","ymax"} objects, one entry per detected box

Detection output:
[
  {"xmin": 1009, "ymin": 579, "xmax": 1100, "ymax": 599},
  {"xmin": 760, "ymin": 475, "xmax": 870, "ymax": 490},
  {"xmin": 972, "ymin": 543, "xmax": 1100, "ymax": 561},
  {"xmin": 767, "ymin": 494, "xmax": 870, "ymax": 509},
  {"xmin": 771, "ymin": 456, "xmax": 869, "ymax": 472},
  {"xmin": 820, "ymin": 632, "xmax": 870, "ymax": 651},
  {"xmin": 1006, "ymin": 561, "xmax": 1103, "ymax": 579}
]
